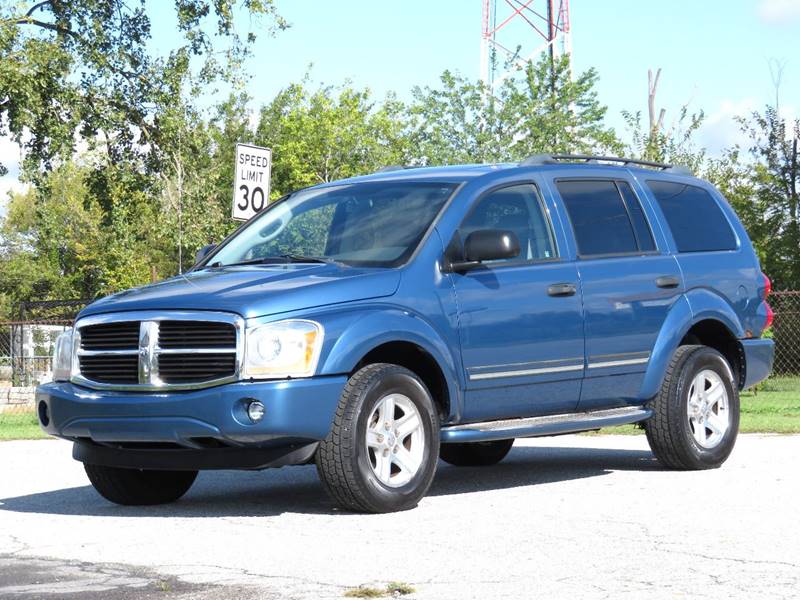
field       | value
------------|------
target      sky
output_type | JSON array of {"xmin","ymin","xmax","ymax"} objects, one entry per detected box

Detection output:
[{"xmin": 2, "ymin": 0, "xmax": 799, "ymax": 212}]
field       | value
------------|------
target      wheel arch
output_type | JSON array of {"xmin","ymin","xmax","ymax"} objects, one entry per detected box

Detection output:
[
  {"xmin": 318, "ymin": 309, "xmax": 463, "ymax": 422},
  {"xmin": 353, "ymin": 341, "xmax": 451, "ymax": 421},
  {"xmin": 679, "ymin": 319, "xmax": 743, "ymax": 388},
  {"xmin": 641, "ymin": 293, "xmax": 745, "ymax": 398}
]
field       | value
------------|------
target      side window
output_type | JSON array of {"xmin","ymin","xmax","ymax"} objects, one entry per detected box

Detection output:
[
  {"xmin": 461, "ymin": 184, "xmax": 557, "ymax": 262},
  {"xmin": 617, "ymin": 181, "xmax": 656, "ymax": 252},
  {"xmin": 557, "ymin": 180, "xmax": 650, "ymax": 257},
  {"xmin": 646, "ymin": 180, "xmax": 737, "ymax": 253}
]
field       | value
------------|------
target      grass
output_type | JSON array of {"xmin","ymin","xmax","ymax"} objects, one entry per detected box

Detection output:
[
  {"xmin": 739, "ymin": 376, "xmax": 800, "ymax": 433},
  {"xmin": 344, "ymin": 588, "xmax": 385, "ymax": 599},
  {"xmin": 584, "ymin": 376, "xmax": 800, "ymax": 435},
  {"xmin": 386, "ymin": 582, "xmax": 416, "ymax": 596},
  {"xmin": 0, "ymin": 410, "xmax": 48, "ymax": 441},
  {"xmin": 344, "ymin": 583, "xmax": 416, "ymax": 598}
]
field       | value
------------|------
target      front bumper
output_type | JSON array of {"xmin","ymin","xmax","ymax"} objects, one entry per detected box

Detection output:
[
  {"xmin": 740, "ymin": 338, "xmax": 775, "ymax": 389},
  {"xmin": 36, "ymin": 376, "xmax": 347, "ymax": 469}
]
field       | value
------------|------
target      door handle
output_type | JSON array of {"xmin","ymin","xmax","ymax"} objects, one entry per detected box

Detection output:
[
  {"xmin": 655, "ymin": 275, "xmax": 680, "ymax": 289},
  {"xmin": 547, "ymin": 283, "xmax": 577, "ymax": 297}
]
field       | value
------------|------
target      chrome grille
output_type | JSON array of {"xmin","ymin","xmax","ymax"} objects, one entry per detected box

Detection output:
[
  {"xmin": 78, "ymin": 354, "xmax": 139, "ymax": 384},
  {"xmin": 158, "ymin": 321, "xmax": 237, "ymax": 348},
  {"xmin": 73, "ymin": 312, "xmax": 242, "ymax": 390},
  {"xmin": 80, "ymin": 322, "xmax": 140, "ymax": 350},
  {"xmin": 158, "ymin": 352, "xmax": 237, "ymax": 384}
]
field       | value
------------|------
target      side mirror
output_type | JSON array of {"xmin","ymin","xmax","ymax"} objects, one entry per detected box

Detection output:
[
  {"xmin": 449, "ymin": 229, "xmax": 520, "ymax": 272},
  {"xmin": 194, "ymin": 243, "xmax": 217, "ymax": 265}
]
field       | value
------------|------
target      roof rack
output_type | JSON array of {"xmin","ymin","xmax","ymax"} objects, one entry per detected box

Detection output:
[{"xmin": 519, "ymin": 153, "xmax": 692, "ymax": 176}]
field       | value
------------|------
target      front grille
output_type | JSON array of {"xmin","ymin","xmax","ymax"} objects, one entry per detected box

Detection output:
[
  {"xmin": 158, "ymin": 321, "xmax": 236, "ymax": 349},
  {"xmin": 158, "ymin": 353, "xmax": 237, "ymax": 384},
  {"xmin": 75, "ymin": 313, "xmax": 240, "ymax": 389},
  {"xmin": 80, "ymin": 322, "xmax": 140, "ymax": 350},
  {"xmin": 79, "ymin": 354, "xmax": 139, "ymax": 384}
]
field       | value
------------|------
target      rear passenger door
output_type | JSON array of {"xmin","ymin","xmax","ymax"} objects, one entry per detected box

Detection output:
[
  {"xmin": 644, "ymin": 179, "xmax": 746, "ymax": 324},
  {"xmin": 552, "ymin": 177, "xmax": 684, "ymax": 410}
]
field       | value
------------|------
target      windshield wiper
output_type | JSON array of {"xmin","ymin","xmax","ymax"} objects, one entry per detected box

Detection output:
[
  {"xmin": 205, "ymin": 254, "xmax": 346, "ymax": 269},
  {"xmin": 281, "ymin": 254, "xmax": 346, "ymax": 266}
]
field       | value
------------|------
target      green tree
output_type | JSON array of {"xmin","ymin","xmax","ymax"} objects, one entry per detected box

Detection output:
[
  {"xmin": 0, "ymin": 162, "xmax": 105, "ymax": 311},
  {"xmin": 407, "ymin": 54, "xmax": 620, "ymax": 165},
  {"xmin": 0, "ymin": 1, "xmax": 288, "ymax": 305},
  {"xmin": 623, "ymin": 106, "xmax": 706, "ymax": 172},
  {"xmin": 406, "ymin": 71, "xmax": 511, "ymax": 164},
  {"xmin": 505, "ymin": 56, "xmax": 621, "ymax": 157},
  {"xmin": 0, "ymin": 0, "xmax": 285, "ymax": 179},
  {"xmin": 622, "ymin": 68, "xmax": 706, "ymax": 172},
  {"xmin": 255, "ymin": 80, "xmax": 408, "ymax": 196},
  {"xmin": 736, "ymin": 106, "xmax": 800, "ymax": 289}
]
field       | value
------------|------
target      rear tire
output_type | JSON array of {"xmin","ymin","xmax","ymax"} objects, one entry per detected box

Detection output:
[
  {"xmin": 645, "ymin": 345, "xmax": 739, "ymax": 470},
  {"xmin": 84, "ymin": 464, "xmax": 197, "ymax": 506},
  {"xmin": 440, "ymin": 439, "xmax": 514, "ymax": 467},
  {"xmin": 315, "ymin": 363, "xmax": 440, "ymax": 513}
]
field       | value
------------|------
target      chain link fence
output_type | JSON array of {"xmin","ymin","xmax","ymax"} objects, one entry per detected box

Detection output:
[
  {"xmin": 770, "ymin": 291, "xmax": 800, "ymax": 376},
  {"xmin": 1, "ymin": 301, "xmax": 88, "ymax": 416}
]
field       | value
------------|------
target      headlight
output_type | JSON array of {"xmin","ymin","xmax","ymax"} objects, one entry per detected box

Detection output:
[
  {"xmin": 243, "ymin": 320, "xmax": 323, "ymax": 379},
  {"xmin": 52, "ymin": 328, "xmax": 75, "ymax": 382}
]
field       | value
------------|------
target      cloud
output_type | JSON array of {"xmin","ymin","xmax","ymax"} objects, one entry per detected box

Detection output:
[
  {"xmin": 699, "ymin": 97, "xmax": 797, "ymax": 155},
  {"xmin": 758, "ymin": 0, "xmax": 800, "ymax": 24},
  {"xmin": 698, "ymin": 98, "xmax": 757, "ymax": 154}
]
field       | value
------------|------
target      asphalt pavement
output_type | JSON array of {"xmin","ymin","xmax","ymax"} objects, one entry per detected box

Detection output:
[{"xmin": 1, "ymin": 434, "xmax": 798, "ymax": 599}]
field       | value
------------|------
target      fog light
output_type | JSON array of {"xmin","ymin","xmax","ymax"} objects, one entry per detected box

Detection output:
[
  {"xmin": 247, "ymin": 400, "xmax": 265, "ymax": 423},
  {"xmin": 38, "ymin": 401, "xmax": 50, "ymax": 427}
]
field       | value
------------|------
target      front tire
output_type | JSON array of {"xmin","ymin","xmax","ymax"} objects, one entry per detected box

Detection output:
[
  {"xmin": 440, "ymin": 439, "xmax": 514, "ymax": 467},
  {"xmin": 645, "ymin": 345, "xmax": 739, "ymax": 470},
  {"xmin": 84, "ymin": 464, "xmax": 197, "ymax": 506},
  {"xmin": 315, "ymin": 363, "xmax": 440, "ymax": 513}
]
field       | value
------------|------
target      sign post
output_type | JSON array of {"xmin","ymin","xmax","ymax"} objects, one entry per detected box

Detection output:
[{"xmin": 232, "ymin": 143, "xmax": 272, "ymax": 221}]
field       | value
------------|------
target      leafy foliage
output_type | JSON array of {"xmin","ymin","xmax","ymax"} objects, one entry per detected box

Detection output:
[
  {"xmin": 255, "ymin": 80, "xmax": 408, "ymax": 195},
  {"xmin": 407, "ymin": 55, "xmax": 620, "ymax": 164},
  {"xmin": 0, "ymin": 0, "xmax": 285, "ymax": 178},
  {"xmin": 623, "ymin": 106, "xmax": 706, "ymax": 174},
  {"xmin": 737, "ymin": 107, "xmax": 800, "ymax": 289}
]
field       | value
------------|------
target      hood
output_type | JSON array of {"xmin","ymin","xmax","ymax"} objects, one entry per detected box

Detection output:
[{"xmin": 79, "ymin": 264, "xmax": 401, "ymax": 320}]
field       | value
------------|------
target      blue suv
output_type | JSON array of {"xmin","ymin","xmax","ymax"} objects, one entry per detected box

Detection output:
[{"xmin": 36, "ymin": 154, "xmax": 775, "ymax": 513}]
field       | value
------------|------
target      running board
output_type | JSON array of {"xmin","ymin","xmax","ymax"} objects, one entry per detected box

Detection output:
[{"xmin": 440, "ymin": 406, "xmax": 653, "ymax": 443}]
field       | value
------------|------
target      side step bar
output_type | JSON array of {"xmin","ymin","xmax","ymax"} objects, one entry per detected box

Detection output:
[{"xmin": 440, "ymin": 406, "xmax": 653, "ymax": 444}]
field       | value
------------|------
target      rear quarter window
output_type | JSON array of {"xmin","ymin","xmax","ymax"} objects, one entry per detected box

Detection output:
[{"xmin": 646, "ymin": 180, "xmax": 737, "ymax": 253}]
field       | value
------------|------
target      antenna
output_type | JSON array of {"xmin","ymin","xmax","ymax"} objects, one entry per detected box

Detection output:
[{"xmin": 480, "ymin": 0, "xmax": 572, "ymax": 91}]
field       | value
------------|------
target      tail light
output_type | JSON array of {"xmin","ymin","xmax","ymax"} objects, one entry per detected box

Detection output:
[
  {"xmin": 762, "ymin": 273, "xmax": 772, "ymax": 299},
  {"xmin": 761, "ymin": 273, "xmax": 773, "ymax": 330}
]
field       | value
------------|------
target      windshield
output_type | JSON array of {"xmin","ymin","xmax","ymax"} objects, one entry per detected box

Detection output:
[{"xmin": 206, "ymin": 181, "xmax": 457, "ymax": 268}]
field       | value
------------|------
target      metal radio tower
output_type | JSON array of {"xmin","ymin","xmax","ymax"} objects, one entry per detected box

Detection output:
[{"xmin": 480, "ymin": 0, "xmax": 572, "ymax": 89}]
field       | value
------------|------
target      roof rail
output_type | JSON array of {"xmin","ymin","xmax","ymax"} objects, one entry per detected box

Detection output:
[
  {"xmin": 375, "ymin": 165, "xmax": 408, "ymax": 173},
  {"xmin": 519, "ymin": 153, "xmax": 693, "ymax": 175}
]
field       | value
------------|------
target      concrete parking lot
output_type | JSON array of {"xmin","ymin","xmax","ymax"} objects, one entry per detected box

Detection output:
[{"xmin": 0, "ymin": 434, "xmax": 798, "ymax": 599}]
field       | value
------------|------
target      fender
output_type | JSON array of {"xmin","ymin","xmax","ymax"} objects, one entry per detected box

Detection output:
[
  {"xmin": 640, "ymin": 288, "xmax": 744, "ymax": 399},
  {"xmin": 684, "ymin": 287, "xmax": 745, "ymax": 338},
  {"xmin": 317, "ymin": 306, "xmax": 464, "ymax": 421}
]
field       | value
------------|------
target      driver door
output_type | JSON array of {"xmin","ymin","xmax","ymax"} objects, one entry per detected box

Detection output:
[{"xmin": 450, "ymin": 183, "xmax": 585, "ymax": 421}]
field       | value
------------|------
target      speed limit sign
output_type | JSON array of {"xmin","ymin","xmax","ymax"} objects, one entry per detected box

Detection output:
[{"xmin": 232, "ymin": 143, "xmax": 272, "ymax": 221}]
